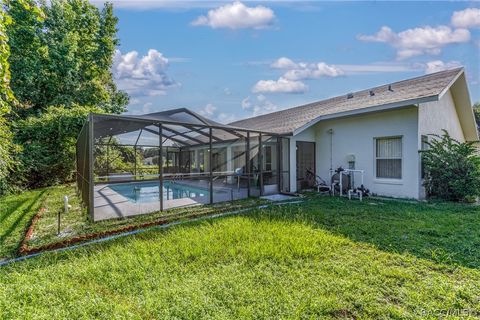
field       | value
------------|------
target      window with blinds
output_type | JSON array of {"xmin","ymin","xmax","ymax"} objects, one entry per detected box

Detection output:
[{"xmin": 375, "ymin": 137, "xmax": 402, "ymax": 179}]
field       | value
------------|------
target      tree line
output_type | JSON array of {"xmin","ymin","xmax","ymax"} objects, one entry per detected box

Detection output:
[{"xmin": 0, "ymin": 0, "xmax": 128, "ymax": 194}]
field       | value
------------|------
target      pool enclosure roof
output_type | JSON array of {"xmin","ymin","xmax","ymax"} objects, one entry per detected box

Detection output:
[{"xmin": 92, "ymin": 108, "xmax": 281, "ymax": 148}]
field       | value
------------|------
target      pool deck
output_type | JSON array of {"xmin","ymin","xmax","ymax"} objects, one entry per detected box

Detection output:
[{"xmin": 93, "ymin": 179, "xmax": 256, "ymax": 221}]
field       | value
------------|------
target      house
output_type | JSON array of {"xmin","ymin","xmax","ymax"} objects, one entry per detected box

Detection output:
[
  {"xmin": 77, "ymin": 67, "xmax": 478, "ymax": 221},
  {"xmin": 230, "ymin": 67, "xmax": 478, "ymax": 199}
]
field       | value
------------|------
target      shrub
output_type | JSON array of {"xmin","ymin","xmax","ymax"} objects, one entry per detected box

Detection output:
[
  {"xmin": 422, "ymin": 130, "xmax": 480, "ymax": 202},
  {"xmin": 12, "ymin": 105, "xmax": 100, "ymax": 189}
]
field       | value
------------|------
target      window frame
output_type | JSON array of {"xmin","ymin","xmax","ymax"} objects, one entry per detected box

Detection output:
[{"xmin": 374, "ymin": 135, "xmax": 403, "ymax": 181}]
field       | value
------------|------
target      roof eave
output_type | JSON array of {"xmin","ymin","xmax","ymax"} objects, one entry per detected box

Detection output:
[
  {"xmin": 448, "ymin": 71, "xmax": 480, "ymax": 142},
  {"xmin": 292, "ymin": 95, "xmax": 438, "ymax": 136}
]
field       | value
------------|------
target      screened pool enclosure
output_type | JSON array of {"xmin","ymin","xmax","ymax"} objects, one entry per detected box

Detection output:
[{"xmin": 76, "ymin": 109, "xmax": 290, "ymax": 221}]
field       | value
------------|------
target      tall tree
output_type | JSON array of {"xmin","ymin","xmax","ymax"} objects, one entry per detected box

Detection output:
[
  {"xmin": 4, "ymin": 0, "xmax": 45, "ymax": 112},
  {"xmin": 6, "ymin": 0, "xmax": 128, "ymax": 115},
  {"xmin": 0, "ymin": 1, "xmax": 16, "ymax": 193},
  {"xmin": 0, "ymin": 0, "xmax": 42, "ymax": 193}
]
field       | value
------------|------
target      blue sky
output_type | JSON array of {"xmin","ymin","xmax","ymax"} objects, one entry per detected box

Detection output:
[{"xmin": 105, "ymin": 1, "xmax": 480, "ymax": 122}]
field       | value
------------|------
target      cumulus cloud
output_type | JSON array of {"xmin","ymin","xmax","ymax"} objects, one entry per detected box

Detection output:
[
  {"xmin": 252, "ymin": 77, "xmax": 308, "ymax": 94},
  {"xmin": 253, "ymin": 58, "xmax": 342, "ymax": 94},
  {"xmin": 270, "ymin": 57, "xmax": 298, "ymax": 69},
  {"xmin": 198, "ymin": 103, "xmax": 217, "ymax": 117},
  {"xmin": 191, "ymin": 1, "xmax": 275, "ymax": 29},
  {"xmin": 198, "ymin": 103, "xmax": 236, "ymax": 123},
  {"xmin": 242, "ymin": 95, "xmax": 278, "ymax": 116},
  {"xmin": 113, "ymin": 49, "xmax": 178, "ymax": 97},
  {"xmin": 451, "ymin": 8, "xmax": 480, "ymax": 29},
  {"xmin": 217, "ymin": 112, "xmax": 237, "ymax": 123},
  {"xmin": 283, "ymin": 62, "xmax": 344, "ymax": 80},
  {"xmin": 270, "ymin": 57, "xmax": 344, "ymax": 80},
  {"xmin": 358, "ymin": 25, "xmax": 470, "ymax": 59},
  {"xmin": 422, "ymin": 60, "xmax": 462, "ymax": 74}
]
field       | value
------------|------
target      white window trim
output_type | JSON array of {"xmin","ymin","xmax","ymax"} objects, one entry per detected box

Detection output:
[{"xmin": 373, "ymin": 135, "xmax": 403, "ymax": 181}]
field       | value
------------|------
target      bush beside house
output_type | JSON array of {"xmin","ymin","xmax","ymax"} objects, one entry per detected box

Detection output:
[{"xmin": 422, "ymin": 130, "xmax": 480, "ymax": 202}]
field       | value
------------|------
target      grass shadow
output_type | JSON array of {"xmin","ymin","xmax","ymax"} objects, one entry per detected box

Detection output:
[
  {"xmin": 247, "ymin": 195, "xmax": 480, "ymax": 270},
  {"xmin": 0, "ymin": 190, "xmax": 47, "ymax": 257},
  {"xmin": 4, "ymin": 194, "xmax": 480, "ymax": 272}
]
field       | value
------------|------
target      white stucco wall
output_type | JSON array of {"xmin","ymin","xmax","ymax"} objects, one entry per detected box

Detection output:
[
  {"xmin": 417, "ymin": 89, "xmax": 466, "ymax": 198},
  {"xmin": 418, "ymin": 89, "xmax": 465, "ymax": 142},
  {"xmin": 290, "ymin": 106, "xmax": 421, "ymax": 199}
]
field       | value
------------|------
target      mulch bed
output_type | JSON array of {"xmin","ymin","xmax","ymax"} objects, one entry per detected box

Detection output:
[{"xmin": 18, "ymin": 207, "xmax": 46, "ymax": 255}]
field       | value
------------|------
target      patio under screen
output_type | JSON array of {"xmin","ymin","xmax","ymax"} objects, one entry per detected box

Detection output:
[{"xmin": 76, "ymin": 108, "xmax": 290, "ymax": 221}]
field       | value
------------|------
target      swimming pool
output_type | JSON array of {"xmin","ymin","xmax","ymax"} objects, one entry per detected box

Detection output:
[{"xmin": 108, "ymin": 181, "xmax": 209, "ymax": 203}]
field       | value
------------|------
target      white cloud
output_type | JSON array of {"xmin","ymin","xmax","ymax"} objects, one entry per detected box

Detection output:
[
  {"xmin": 198, "ymin": 103, "xmax": 217, "ymax": 117},
  {"xmin": 335, "ymin": 62, "xmax": 417, "ymax": 74},
  {"xmin": 241, "ymin": 97, "xmax": 251, "ymax": 109},
  {"xmin": 269, "ymin": 57, "xmax": 344, "ymax": 81},
  {"xmin": 283, "ymin": 62, "xmax": 344, "ymax": 80},
  {"xmin": 252, "ymin": 77, "xmax": 308, "ymax": 94},
  {"xmin": 129, "ymin": 98, "xmax": 141, "ymax": 105},
  {"xmin": 270, "ymin": 57, "xmax": 298, "ymax": 69},
  {"xmin": 191, "ymin": 1, "xmax": 275, "ymax": 29},
  {"xmin": 242, "ymin": 95, "xmax": 278, "ymax": 116},
  {"xmin": 422, "ymin": 60, "xmax": 462, "ymax": 74},
  {"xmin": 358, "ymin": 25, "xmax": 470, "ymax": 59},
  {"xmin": 451, "ymin": 8, "xmax": 480, "ymax": 29},
  {"xmin": 142, "ymin": 102, "xmax": 153, "ymax": 114},
  {"xmin": 198, "ymin": 103, "xmax": 236, "ymax": 123},
  {"xmin": 218, "ymin": 112, "xmax": 237, "ymax": 123},
  {"xmin": 113, "ymin": 49, "xmax": 178, "ymax": 97},
  {"xmin": 253, "ymin": 58, "xmax": 342, "ymax": 94}
]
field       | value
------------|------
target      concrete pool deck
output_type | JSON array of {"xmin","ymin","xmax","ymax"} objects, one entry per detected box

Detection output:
[{"xmin": 93, "ymin": 179, "xmax": 259, "ymax": 221}]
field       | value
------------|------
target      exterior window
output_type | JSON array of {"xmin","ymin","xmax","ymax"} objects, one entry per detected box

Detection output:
[{"xmin": 375, "ymin": 137, "xmax": 402, "ymax": 179}]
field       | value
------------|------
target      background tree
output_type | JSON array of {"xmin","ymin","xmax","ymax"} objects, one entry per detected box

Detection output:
[
  {"xmin": 0, "ymin": 3, "xmax": 16, "ymax": 194},
  {"xmin": 6, "ymin": 0, "xmax": 128, "ymax": 116},
  {"xmin": 13, "ymin": 105, "xmax": 101, "ymax": 189},
  {"xmin": 1, "ymin": 0, "xmax": 128, "ymax": 193},
  {"xmin": 473, "ymin": 102, "xmax": 480, "ymax": 136},
  {"xmin": 0, "ymin": 0, "xmax": 43, "ymax": 194}
]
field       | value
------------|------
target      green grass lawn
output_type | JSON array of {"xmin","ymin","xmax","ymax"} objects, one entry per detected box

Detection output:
[
  {"xmin": 0, "ymin": 188, "xmax": 48, "ymax": 258},
  {"xmin": 0, "ymin": 183, "xmax": 269, "ymax": 255},
  {"xmin": 27, "ymin": 185, "xmax": 268, "ymax": 250},
  {"xmin": 1, "ymin": 191, "xmax": 480, "ymax": 318}
]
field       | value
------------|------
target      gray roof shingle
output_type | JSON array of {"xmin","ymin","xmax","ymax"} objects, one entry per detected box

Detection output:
[{"xmin": 229, "ymin": 68, "xmax": 463, "ymax": 135}]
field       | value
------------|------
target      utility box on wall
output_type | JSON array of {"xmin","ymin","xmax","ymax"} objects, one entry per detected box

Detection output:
[{"xmin": 347, "ymin": 154, "xmax": 355, "ymax": 169}]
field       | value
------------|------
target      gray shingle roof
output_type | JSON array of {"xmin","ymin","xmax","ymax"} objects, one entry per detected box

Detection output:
[{"xmin": 229, "ymin": 68, "xmax": 463, "ymax": 135}]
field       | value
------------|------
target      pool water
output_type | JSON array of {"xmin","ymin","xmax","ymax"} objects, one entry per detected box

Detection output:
[{"xmin": 108, "ymin": 181, "xmax": 208, "ymax": 203}]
